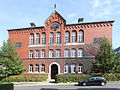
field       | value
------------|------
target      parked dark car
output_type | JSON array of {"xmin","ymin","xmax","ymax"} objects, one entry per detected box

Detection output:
[{"xmin": 78, "ymin": 77, "xmax": 107, "ymax": 86}]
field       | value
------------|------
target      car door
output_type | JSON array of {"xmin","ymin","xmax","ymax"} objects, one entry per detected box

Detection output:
[{"xmin": 88, "ymin": 77, "xmax": 96, "ymax": 85}]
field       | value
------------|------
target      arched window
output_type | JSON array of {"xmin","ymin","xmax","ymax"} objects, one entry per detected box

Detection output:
[
  {"xmin": 71, "ymin": 49, "xmax": 76, "ymax": 57},
  {"xmin": 29, "ymin": 64, "xmax": 33, "ymax": 73},
  {"xmin": 41, "ymin": 49, "xmax": 45, "ymax": 58},
  {"xmin": 42, "ymin": 33, "xmax": 46, "ymax": 44},
  {"xmin": 30, "ymin": 33, "xmax": 34, "ymax": 44},
  {"xmin": 72, "ymin": 31, "xmax": 77, "ymax": 42},
  {"xmin": 78, "ymin": 30, "xmax": 84, "ymax": 43},
  {"xmin": 49, "ymin": 50, "xmax": 54, "ymax": 58},
  {"xmin": 41, "ymin": 64, "xmax": 45, "ymax": 72},
  {"xmin": 64, "ymin": 64, "xmax": 69, "ymax": 73},
  {"xmin": 65, "ymin": 31, "xmax": 70, "ymax": 43},
  {"xmin": 56, "ymin": 49, "xmax": 61, "ymax": 58},
  {"xmin": 78, "ymin": 65, "xmax": 83, "ymax": 73},
  {"xmin": 35, "ymin": 64, "xmax": 39, "ymax": 72},
  {"xmin": 78, "ymin": 49, "xmax": 83, "ymax": 57},
  {"xmin": 56, "ymin": 32, "xmax": 61, "ymax": 44},
  {"xmin": 36, "ymin": 33, "xmax": 40, "ymax": 44},
  {"xmin": 35, "ymin": 50, "xmax": 40, "ymax": 58},
  {"xmin": 50, "ymin": 32, "xmax": 54, "ymax": 43},
  {"xmin": 64, "ymin": 49, "xmax": 70, "ymax": 57},
  {"xmin": 71, "ymin": 64, "xmax": 76, "ymax": 73},
  {"xmin": 29, "ymin": 50, "xmax": 34, "ymax": 58}
]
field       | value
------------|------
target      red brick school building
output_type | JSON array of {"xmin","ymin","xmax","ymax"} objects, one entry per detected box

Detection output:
[{"xmin": 8, "ymin": 10, "xmax": 114, "ymax": 79}]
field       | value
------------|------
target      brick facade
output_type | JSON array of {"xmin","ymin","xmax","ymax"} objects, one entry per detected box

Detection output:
[{"xmin": 8, "ymin": 10, "xmax": 114, "ymax": 79}]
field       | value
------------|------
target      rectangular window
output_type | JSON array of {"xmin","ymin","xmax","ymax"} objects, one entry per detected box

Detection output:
[
  {"xmin": 64, "ymin": 64, "xmax": 69, "ymax": 73},
  {"xmin": 35, "ymin": 64, "xmax": 39, "ymax": 72},
  {"xmin": 29, "ymin": 50, "xmax": 34, "ymax": 58},
  {"xmin": 56, "ymin": 50, "xmax": 61, "ymax": 58},
  {"xmin": 56, "ymin": 33, "xmax": 61, "ymax": 44},
  {"xmin": 49, "ymin": 50, "xmax": 54, "ymax": 58},
  {"xmin": 35, "ymin": 50, "xmax": 40, "ymax": 58},
  {"xmin": 78, "ymin": 65, "xmax": 82, "ymax": 73},
  {"xmin": 64, "ymin": 49, "xmax": 69, "ymax": 57},
  {"xmin": 41, "ymin": 50, "xmax": 45, "ymax": 58},
  {"xmin": 41, "ymin": 64, "xmax": 45, "ymax": 72},
  {"xmin": 71, "ymin": 64, "xmax": 76, "ymax": 73}
]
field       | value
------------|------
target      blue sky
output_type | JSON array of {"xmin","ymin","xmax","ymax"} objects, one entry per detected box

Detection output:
[{"xmin": 0, "ymin": 0, "xmax": 120, "ymax": 49}]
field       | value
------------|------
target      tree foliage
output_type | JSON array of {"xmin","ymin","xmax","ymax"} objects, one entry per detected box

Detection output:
[
  {"xmin": 92, "ymin": 37, "xmax": 119, "ymax": 74},
  {"xmin": 0, "ymin": 40, "xmax": 24, "ymax": 76}
]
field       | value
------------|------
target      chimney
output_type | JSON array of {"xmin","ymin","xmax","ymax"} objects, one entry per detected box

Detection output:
[
  {"xmin": 78, "ymin": 18, "xmax": 84, "ymax": 23},
  {"xmin": 30, "ymin": 23, "xmax": 36, "ymax": 27}
]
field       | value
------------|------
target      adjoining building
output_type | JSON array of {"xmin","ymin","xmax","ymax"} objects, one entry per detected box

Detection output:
[
  {"xmin": 115, "ymin": 47, "xmax": 120, "ymax": 55},
  {"xmin": 8, "ymin": 10, "xmax": 114, "ymax": 79}
]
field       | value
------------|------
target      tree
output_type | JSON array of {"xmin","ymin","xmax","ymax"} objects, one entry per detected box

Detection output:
[
  {"xmin": 92, "ymin": 37, "xmax": 116, "ymax": 74},
  {"xmin": 0, "ymin": 40, "xmax": 24, "ymax": 76}
]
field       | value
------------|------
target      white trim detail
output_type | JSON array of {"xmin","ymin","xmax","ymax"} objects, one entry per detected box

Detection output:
[{"xmin": 48, "ymin": 62, "xmax": 60, "ymax": 80}]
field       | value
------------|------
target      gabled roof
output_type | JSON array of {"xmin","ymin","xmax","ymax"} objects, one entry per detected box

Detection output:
[{"xmin": 44, "ymin": 10, "xmax": 66, "ymax": 24}]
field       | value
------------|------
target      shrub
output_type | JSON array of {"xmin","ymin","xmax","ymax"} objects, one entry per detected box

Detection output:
[
  {"xmin": 0, "ymin": 75, "xmax": 48, "ymax": 82},
  {"xmin": 55, "ymin": 74, "xmax": 90, "ymax": 83}
]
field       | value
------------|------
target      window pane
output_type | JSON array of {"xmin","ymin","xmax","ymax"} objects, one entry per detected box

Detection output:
[
  {"xmin": 29, "ymin": 50, "xmax": 34, "ymax": 58},
  {"xmin": 49, "ymin": 50, "xmax": 54, "ymax": 58},
  {"xmin": 64, "ymin": 49, "xmax": 69, "ymax": 57},
  {"xmin": 41, "ymin": 50, "xmax": 45, "ymax": 58},
  {"xmin": 72, "ymin": 31, "xmax": 77, "ymax": 42},
  {"xmin": 78, "ymin": 49, "xmax": 83, "ymax": 57},
  {"xmin": 35, "ymin": 64, "xmax": 39, "ymax": 72},
  {"xmin": 36, "ymin": 33, "xmax": 40, "ymax": 44},
  {"xmin": 50, "ymin": 32, "xmax": 54, "ymax": 43},
  {"xmin": 56, "ymin": 32, "xmax": 61, "ymax": 44},
  {"xmin": 35, "ymin": 50, "xmax": 40, "ymax": 58},
  {"xmin": 78, "ymin": 31, "xmax": 84, "ymax": 43},
  {"xmin": 42, "ymin": 33, "xmax": 46, "ymax": 44},
  {"xmin": 65, "ymin": 32, "xmax": 70, "ymax": 43},
  {"xmin": 71, "ymin": 49, "xmax": 76, "ymax": 57},
  {"xmin": 41, "ymin": 64, "xmax": 45, "ymax": 72},
  {"xmin": 29, "ymin": 64, "xmax": 33, "ymax": 72},
  {"xmin": 64, "ymin": 64, "xmax": 69, "ymax": 73},
  {"xmin": 78, "ymin": 65, "xmax": 82, "ymax": 73},
  {"xmin": 30, "ymin": 34, "xmax": 34, "ymax": 44},
  {"xmin": 56, "ymin": 50, "xmax": 60, "ymax": 58},
  {"xmin": 71, "ymin": 64, "xmax": 76, "ymax": 73}
]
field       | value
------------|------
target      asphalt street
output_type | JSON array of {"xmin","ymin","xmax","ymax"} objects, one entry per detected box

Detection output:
[{"xmin": 14, "ymin": 84, "xmax": 120, "ymax": 90}]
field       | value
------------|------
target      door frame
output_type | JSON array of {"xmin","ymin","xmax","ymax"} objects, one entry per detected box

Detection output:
[{"xmin": 49, "ymin": 62, "xmax": 60, "ymax": 79}]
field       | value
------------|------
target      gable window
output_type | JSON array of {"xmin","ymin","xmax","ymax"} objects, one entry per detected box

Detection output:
[
  {"xmin": 36, "ymin": 33, "xmax": 40, "ymax": 44},
  {"xmin": 71, "ymin": 64, "xmax": 76, "ymax": 73},
  {"xmin": 71, "ymin": 49, "xmax": 76, "ymax": 57},
  {"xmin": 64, "ymin": 64, "xmax": 69, "ymax": 73},
  {"xmin": 50, "ymin": 32, "xmax": 54, "ymax": 43},
  {"xmin": 42, "ymin": 33, "xmax": 46, "ymax": 44},
  {"xmin": 41, "ymin": 64, "xmax": 45, "ymax": 72},
  {"xmin": 29, "ymin": 50, "xmax": 34, "ymax": 58},
  {"xmin": 78, "ymin": 49, "xmax": 83, "ymax": 57},
  {"xmin": 35, "ymin": 50, "xmax": 40, "ymax": 58},
  {"xmin": 49, "ymin": 50, "xmax": 54, "ymax": 58},
  {"xmin": 65, "ymin": 31, "xmax": 70, "ymax": 43},
  {"xmin": 78, "ymin": 65, "xmax": 82, "ymax": 73},
  {"xmin": 64, "ymin": 49, "xmax": 70, "ymax": 57},
  {"xmin": 72, "ymin": 31, "xmax": 77, "ymax": 42},
  {"xmin": 78, "ymin": 30, "xmax": 84, "ymax": 43},
  {"xmin": 30, "ymin": 33, "xmax": 34, "ymax": 44},
  {"xmin": 29, "ymin": 64, "xmax": 33, "ymax": 73},
  {"xmin": 56, "ymin": 32, "xmax": 61, "ymax": 44},
  {"xmin": 35, "ymin": 64, "xmax": 39, "ymax": 72},
  {"xmin": 41, "ymin": 49, "xmax": 45, "ymax": 58},
  {"xmin": 56, "ymin": 49, "xmax": 61, "ymax": 58}
]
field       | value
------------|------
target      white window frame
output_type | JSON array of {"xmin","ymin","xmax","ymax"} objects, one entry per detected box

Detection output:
[
  {"xmin": 56, "ymin": 32, "xmax": 61, "ymax": 44},
  {"xmin": 50, "ymin": 32, "xmax": 54, "ymax": 43},
  {"xmin": 29, "ymin": 50, "xmax": 34, "ymax": 58},
  {"xmin": 56, "ymin": 49, "xmax": 61, "ymax": 58},
  {"xmin": 30, "ymin": 34, "xmax": 34, "ymax": 44},
  {"xmin": 29, "ymin": 64, "xmax": 33, "ymax": 73},
  {"xmin": 78, "ymin": 31, "xmax": 84, "ymax": 43},
  {"xmin": 42, "ymin": 33, "xmax": 46, "ymax": 44},
  {"xmin": 41, "ymin": 64, "xmax": 45, "ymax": 73},
  {"xmin": 35, "ymin": 64, "xmax": 39, "ymax": 73},
  {"xmin": 41, "ymin": 50, "xmax": 45, "ymax": 58},
  {"xmin": 64, "ymin": 49, "xmax": 69, "ymax": 57},
  {"xmin": 64, "ymin": 64, "xmax": 69, "ymax": 73},
  {"xmin": 35, "ymin": 50, "xmax": 40, "ymax": 58},
  {"xmin": 71, "ymin": 49, "xmax": 76, "ymax": 57},
  {"xmin": 65, "ymin": 31, "xmax": 70, "ymax": 43},
  {"xmin": 78, "ymin": 65, "xmax": 82, "ymax": 73},
  {"xmin": 49, "ymin": 50, "xmax": 54, "ymax": 58},
  {"xmin": 78, "ymin": 49, "xmax": 83, "ymax": 57},
  {"xmin": 71, "ymin": 64, "xmax": 76, "ymax": 73},
  {"xmin": 72, "ymin": 31, "xmax": 77, "ymax": 42},
  {"xmin": 36, "ymin": 33, "xmax": 40, "ymax": 44}
]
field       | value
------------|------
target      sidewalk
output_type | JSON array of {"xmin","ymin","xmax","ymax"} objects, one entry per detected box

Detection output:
[{"xmin": 13, "ymin": 81, "xmax": 120, "ymax": 87}]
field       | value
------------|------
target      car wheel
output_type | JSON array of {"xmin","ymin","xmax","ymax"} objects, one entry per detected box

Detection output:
[
  {"xmin": 101, "ymin": 82, "xmax": 105, "ymax": 86},
  {"xmin": 82, "ymin": 82, "xmax": 87, "ymax": 86}
]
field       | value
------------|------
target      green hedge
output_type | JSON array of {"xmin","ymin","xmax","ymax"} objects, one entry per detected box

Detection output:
[
  {"xmin": 0, "ymin": 75, "xmax": 48, "ymax": 82},
  {"xmin": 0, "ymin": 83, "xmax": 14, "ymax": 90},
  {"xmin": 55, "ymin": 74, "xmax": 90, "ymax": 83},
  {"xmin": 55, "ymin": 74, "xmax": 120, "ymax": 83}
]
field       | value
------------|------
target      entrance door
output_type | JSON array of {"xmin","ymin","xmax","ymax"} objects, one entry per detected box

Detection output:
[{"xmin": 51, "ymin": 64, "xmax": 58, "ymax": 79}]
